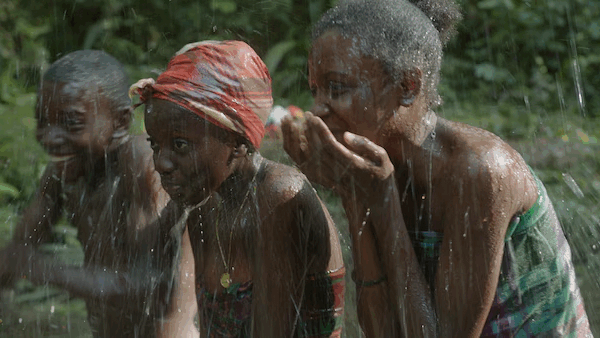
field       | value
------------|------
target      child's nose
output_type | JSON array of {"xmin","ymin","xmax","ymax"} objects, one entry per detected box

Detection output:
[
  {"xmin": 310, "ymin": 104, "xmax": 331, "ymax": 118},
  {"xmin": 37, "ymin": 126, "xmax": 66, "ymax": 149},
  {"xmin": 155, "ymin": 151, "xmax": 175, "ymax": 175}
]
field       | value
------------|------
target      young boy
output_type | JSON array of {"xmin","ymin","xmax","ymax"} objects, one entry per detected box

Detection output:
[
  {"xmin": 132, "ymin": 40, "xmax": 346, "ymax": 337},
  {"xmin": 0, "ymin": 50, "xmax": 198, "ymax": 338}
]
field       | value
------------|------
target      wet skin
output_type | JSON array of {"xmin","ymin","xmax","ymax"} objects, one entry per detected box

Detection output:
[
  {"xmin": 0, "ymin": 81, "xmax": 198, "ymax": 338},
  {"xmin": 145, "ymin": 98, "xmax": 344, "ymax": 337},
  {"xmin": 283, "ymin": 31, "xmax": 539, "ymax": 337}
]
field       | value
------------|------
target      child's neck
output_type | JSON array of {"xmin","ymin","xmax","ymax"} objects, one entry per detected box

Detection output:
[
  {"xmin": 86, "ymin": 136, "xmax": 132, "ymax": 185},
  {"xmin": 216, "ymin": 153, "xmax": 264, "ymax": 207}
]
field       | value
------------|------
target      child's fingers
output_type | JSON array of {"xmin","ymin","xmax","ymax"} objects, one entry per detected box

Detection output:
[
  {"xmin": 281, "ymin": 115, "xmax": 307, "ymax": 165},
  {"xmin": 343, "ymin": 132, "xmax": 390, "ymax": 167},
  {"xmin": 304, "ymin": 115, "xmax": 372, "ymax": 171}
]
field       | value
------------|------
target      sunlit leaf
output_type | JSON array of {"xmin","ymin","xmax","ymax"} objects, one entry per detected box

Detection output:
[
  {"xmin": 210, "ymin": 0, "xmax": 236, "ymax": 14},
  {"xmin": 0, "ymin": 181, "xmax": 19, "ymax": 198},
  {"xmin": 263, "ymin": 40, "xmax": 296, "ymax": 73},
  {"xmin": 13, "ymin": 288, "xmax": 64, "ymax": 304}
]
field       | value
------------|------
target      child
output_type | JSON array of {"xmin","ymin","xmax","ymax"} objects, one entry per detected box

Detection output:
[
  {"xmin": 282, "ymin": 0, "xmax": 592, "ymax": 336},
  {"xmin": 131, "ymin": 40, "xmax": 346, "ymax": 337},
  {"xmin": 0, "ymin": 50, "xmax": 199, "ymax": 338}
]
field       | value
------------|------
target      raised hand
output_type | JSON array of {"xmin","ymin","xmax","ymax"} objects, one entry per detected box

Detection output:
[{"xmin": 282, "ymin": 112, "xmax": 395, "ymax": 202}]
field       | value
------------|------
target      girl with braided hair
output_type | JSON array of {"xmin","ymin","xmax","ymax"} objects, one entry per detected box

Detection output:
[{"xmin": 282, "ymin": 0, "xmax": 592, "ymax": 336}]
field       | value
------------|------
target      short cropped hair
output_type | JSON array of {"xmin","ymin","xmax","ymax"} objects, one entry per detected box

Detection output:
[
  {"xmin": 312, "ymin": 0, "xmax": 461, "ymax": 107},
  {"xmin": 42, "ymin": 50, "xmax": 131, "ymax": 112}
]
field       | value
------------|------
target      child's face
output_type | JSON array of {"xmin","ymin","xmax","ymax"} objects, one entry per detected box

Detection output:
[
  {"xmin": 308, "ymin": 30, "xmax": 400, "ymax": 144},
  {"xmin": 35, "ymin": 81, "xmax": 116, "ymax": 180},
  {"xmin": 144, "ymin": 99, "xmax": 235, "ymax": 206}
]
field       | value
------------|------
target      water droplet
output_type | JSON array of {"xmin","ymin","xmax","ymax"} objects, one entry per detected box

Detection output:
[{"xmin": 562, "ymin": 173, "xmax": 584, "ymax": 198}]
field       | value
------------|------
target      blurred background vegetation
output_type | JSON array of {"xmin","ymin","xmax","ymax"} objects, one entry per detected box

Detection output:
[{"xmin": 1, "ymin": 0, "xmax": 599, "ymax": 336}]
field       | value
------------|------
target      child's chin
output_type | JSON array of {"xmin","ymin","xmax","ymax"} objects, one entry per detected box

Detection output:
[
  {"xmin": 177, "ymin": 190, "xmax": 211, "ymax": 208},
  {"xmin": 50, "ymin": 157, "xmax": 83, "ymax": 182}
]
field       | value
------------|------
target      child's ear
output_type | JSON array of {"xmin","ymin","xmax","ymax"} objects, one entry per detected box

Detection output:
[
  {"xmin": 232, "ymin": 143, "xmax": 248, "ymax": 158},
  {"xmin": 114, "ymin": 107, "xmax": 133, "ymax": 132},
  {"xmin": 226, "ymin": 142, "xmax": 248, "ymax": 167},
  {"xmin": 396, "ymin": 68, "xmax": 422, "ymax": 107}
]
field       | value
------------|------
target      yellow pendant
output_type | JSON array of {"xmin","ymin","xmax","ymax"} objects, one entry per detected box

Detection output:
[{"xmin": 220, "ymin": 272, "xmax": 231, "ymax": 288}]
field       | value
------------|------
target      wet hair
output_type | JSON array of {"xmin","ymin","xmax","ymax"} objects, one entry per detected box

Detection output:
[
  {"xmin": 42, "ymin": 50, "xmax": 131, "ymax": 113},
  {"xmin": 312, "ymin": 0, "xmax": 462, "ymax": 107}
]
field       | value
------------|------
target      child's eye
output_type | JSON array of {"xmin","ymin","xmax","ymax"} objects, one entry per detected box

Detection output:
[
  {"xmin": 174, "ymin": 139, "xmax": 189, "ymax": 151},
  {"xmin": 63, "ymin": 112, "xmax": 84, "ymax": 131},
  {"xmin": 65, "ymin": 117, "xmax": 83, "ymax": 130},
  {"xmin": 147, "ymin": 137, "xmax": 159, "ymax": 152},
  {"xmin": 328, "ymin": 82, "xmax": 349, "ymax": 99}
]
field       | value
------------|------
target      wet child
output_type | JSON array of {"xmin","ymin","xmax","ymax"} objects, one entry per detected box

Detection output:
[
  {"xmin": 0, "ymin": 50, "xmax": 198, "ymax": 338},
  {"xmin": 131, "ymin": 40, "xmax": 346, "ymax": 337},
  {"xmin": 283, "ymin": 0, "xmax": 592, "ymax": 336}
]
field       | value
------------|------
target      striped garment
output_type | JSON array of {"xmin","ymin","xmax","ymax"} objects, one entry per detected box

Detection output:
[
  {"xmin": 409, "ymin": 170, "xmax": 592, "ymax": 337},
  {"xmin": 197, "ymin": 267, "xmax": 345, "ymax": 337}
]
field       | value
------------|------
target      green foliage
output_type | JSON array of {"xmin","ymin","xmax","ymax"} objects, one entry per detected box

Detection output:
[
  {"xmin": 445, "ymin": 0, "xmax": 600, "ymax": 116},
  {"xmin": 30, "ymin": 0, "xmax": 336, "ymax": 108},
  {"xmin": 0, "ymin": 0, "xmax": 49, "ymax": 206},
  {"xmin": 0, "ymin": 94, "xmax": 47, "ymax": 206}
]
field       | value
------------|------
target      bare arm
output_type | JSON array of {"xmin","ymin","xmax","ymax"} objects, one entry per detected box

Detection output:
[
  {"xmin": 252, "ymin": 179, "xmax": 333, "ymax": 337},
  {"xmin": 432, "ymin": 152, "xmax": 534, "ymax": 336},
  {"xmin": 26, "ymin": 201, "xmax": 185, "ymax": 310},
  {"xmin": 365, "ymin": 176, "xmax": 437, "ymax": 337},
  {"xmin": 12, "ymin": 166, "xmax": 63, "ymax": 245},
  {"xmin": 334, "ymin": 153, "xmax": 435, "ymax": 337},
  {"xmin": 341, "ymin": 193, "xmax": 402, "ymax": 337},
  {"xmin": 0, "ymin": 167, "xmax": 62, "ymax": 285},
  {"xmin": 155, "ymin": 225, "xmax": 199, "ymax": 338},
  {"xmin": 282, "ymin": 114, "xmax": 435, "ymax": 336}
]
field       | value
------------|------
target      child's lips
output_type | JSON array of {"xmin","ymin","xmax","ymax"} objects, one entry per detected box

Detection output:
[
  {"xmin": 49, "ymin": 154, "xmax": 76, "ymax": 162},
  {"xmin": 160, "ymin": 179, "xmax": 182, "ymax": 195}
]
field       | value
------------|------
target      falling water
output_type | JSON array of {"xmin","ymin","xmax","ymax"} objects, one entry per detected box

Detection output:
[{"xmin": 1, "ymin": 0, "xmax": 600, "ymax": 337}]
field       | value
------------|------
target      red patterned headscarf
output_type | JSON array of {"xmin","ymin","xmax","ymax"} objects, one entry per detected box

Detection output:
[{"xmin": 130, "ymin": 40, "xmax": 273, "ymax": 148}]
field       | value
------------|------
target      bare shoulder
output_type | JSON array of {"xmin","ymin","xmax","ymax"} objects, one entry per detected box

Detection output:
[
  {"xmin": 255, "ymin": 158, "xmax": 328, "ymax": 231},
  {"xmin": 255, "ymin": 158, "xmax": 332, "ymax": 272},
  {"xmin": 257, "ymin": 158, "xmax": 314, "ymax": 207},
  {"xmin": 440, "ymin": 120, "xmax": 538, "ymax": 213}
]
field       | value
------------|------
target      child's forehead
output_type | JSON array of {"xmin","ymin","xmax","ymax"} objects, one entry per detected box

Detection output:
[
  {"xmin": 39, "ymin": 80, "xmax": 104, "ymax": 105},
  {"xmin": 149, "ymin": 103, "xmax": 203, "ymax": 129},
  {"xmin": 36, "ymin": 80, "xmax": 117, "ymax": 119}
]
